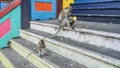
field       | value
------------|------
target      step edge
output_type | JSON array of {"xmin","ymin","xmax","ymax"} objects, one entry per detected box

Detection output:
[
  {"xmin": 0, "ymin": 51, "xmax": 15, "ymax": 68},
  {"xmin": 20, "ymin": 29, "xmax": 120, "ymax": 67}
]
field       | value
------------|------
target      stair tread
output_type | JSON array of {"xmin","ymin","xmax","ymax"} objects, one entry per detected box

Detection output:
[
  {"xmin": 12, "ymin": 38, "xmax": 87, "ymax": 68},
  {"xmin": 31, "ymin": 20, "xmax": 120, "ymax": 34},
  {"xmin": 24, "ymin": 29, "xmax": 120, "ymax": 60},
  {"xmin": 0, "ymin": 48, "xmax": 36, "ymax": 68},
  {"xmin": 0, "ymin": 61, "xmax": 4, "ymax": 68}
]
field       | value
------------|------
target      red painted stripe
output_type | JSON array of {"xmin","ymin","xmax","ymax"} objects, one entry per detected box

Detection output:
[
  {"xmin": 0, "ymin": 0, "xmax": 20, "ymax": 18},
  {"xmin": 0, "ymin": 18, "xmax": 11, "ymax": 39}
]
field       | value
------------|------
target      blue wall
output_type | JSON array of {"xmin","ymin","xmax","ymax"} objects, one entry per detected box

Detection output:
[
  {"xmin": 0, "ymin": 2, "xmax": 8, "ymax": 9},
  {"xmin": 71, "ymin": 1, "xmax": 120, "ymax": 24},
  {"xmin": 31, "ymin": 0, "xmax": 56, "ymax": 20}
]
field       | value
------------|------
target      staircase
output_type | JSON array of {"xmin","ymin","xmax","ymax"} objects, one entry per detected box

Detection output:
[
  {"xmin": 1, "ymin": 0, "xmax": 120, "ymax": 67},
  {"xmin": 0, "ymin": 20, "xmax": 120, "ymax": 68},
  {"xmin": 71, "ymin": 1, "xmax": 120, "ymax": 24}
]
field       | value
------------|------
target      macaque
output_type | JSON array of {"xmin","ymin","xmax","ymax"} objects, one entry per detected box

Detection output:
[
  {"xmin": 34, "ymin": 39, "xmax": 47, "ymax": 57},
  {"xmin": 53, "ymin": 6, "xmax": 77, "ymax": 35}
]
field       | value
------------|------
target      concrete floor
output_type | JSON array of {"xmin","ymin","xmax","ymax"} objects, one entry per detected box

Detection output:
[
  {"xmin": 0, "ymin": 61, "xmax": 4, "ymax": 68},
  {"xmin": 13, "ymin": 38, "xmax": 87, "ymax": 68}
]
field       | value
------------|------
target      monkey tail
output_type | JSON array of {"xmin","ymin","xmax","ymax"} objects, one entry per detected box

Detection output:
[
  {"xmin": 54, "ymin": 25, "xmax": 62, "ymax": 35},
  {"xmin": 24, "ymin": 51, "xmax": 33, "ymax": 65},
  {"xmin": 49, "ymin": 25, "xmax": 62, "ymax": 38}
]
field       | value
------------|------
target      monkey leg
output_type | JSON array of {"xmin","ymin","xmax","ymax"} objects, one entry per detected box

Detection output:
[
  {"xmin": 37, "ymin": 50, "xmax": 43, "ymax": 58},
  {"xmin": 37, "ymin": 50, "xmax": 41, "ymax": 57},
  {"xmin": 41, "ymin": 49, "xmax": 45, "ymax": 56},
  {"xmin": 64, "ymin": 18, "xmax": 71, "ymax": 28},
  {"xmin": 43, "ymin": 48, "xmax": 48, "ymax": 56}
]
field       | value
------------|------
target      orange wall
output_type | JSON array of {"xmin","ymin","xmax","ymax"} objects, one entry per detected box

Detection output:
[{"xmin": 35, "ymin": 2, "xmax": 52, "ymax": 11}]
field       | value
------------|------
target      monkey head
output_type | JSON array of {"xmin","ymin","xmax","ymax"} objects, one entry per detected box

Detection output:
[{"xmin": 66, "ymin": 6, "xmax": 72, "ymax": 12}]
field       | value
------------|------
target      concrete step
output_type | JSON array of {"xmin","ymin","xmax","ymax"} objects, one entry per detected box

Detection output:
[
  {"xmin": 10, "ymin": 38, "xmax": 86, "ymax": 68},
  {"xmin": 20, "ymin": 29, "xmax": 120, "ymax": 68},
  {"xmin": 0, "ymin": 47, "xmax": 36, "ymax": 68},
  {"xmin": 0, "ymin": 61, "xmax": 5, "ymax": 68},
  {"xmin": 30, "ymin": 21, "xmax": 120, "ymax": 52}
]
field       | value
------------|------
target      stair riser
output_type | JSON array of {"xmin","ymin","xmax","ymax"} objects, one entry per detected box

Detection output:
[
  {"xmin": 72, "ymin": 9, "xmax": 120, "ymax": 15},
  {"xmin": 20, "ymin": 30, "xmax": 120, "ymax": 68},
  {"xmin": 30, "ymin": 22, "xmax": 120, "ymax": 52},
  {"xmin": 73, "ymin": 16, "xmax": 120, "ymax": 24},
  {"xmin": 0, "ymin": 62, "xmax": 4, "ymax": 68},
  {"xmin": 72, "ymin": 1, "xmax": 120, "ymax": 9}
]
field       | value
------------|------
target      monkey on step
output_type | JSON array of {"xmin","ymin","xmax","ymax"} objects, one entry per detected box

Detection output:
[
  {"xmin": 53, "ymin": 6, "xmax": 77, "ymax": 36},
  {"xmin": 34, "ymin": 39, "xmax": 47, "ymax": 58}
]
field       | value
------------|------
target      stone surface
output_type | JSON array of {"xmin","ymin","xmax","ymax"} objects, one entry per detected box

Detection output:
[
  {"xmin": 34, "ymin": 20, "xmax": 120, "ymax": 34},
  {"xmin": 25, "ymin": 29, "xmax": 120, "ymax": 60},
  {"xmin": 13, "ymin": 38, "xmax": 87, "ymax": 68},
  {"xmin": 1, "ymin": 48, "xmax": 36, "ymax": 68},
  {"xmin": 0, "ymin": 61, "xmax": 5, "ymax": 68}
]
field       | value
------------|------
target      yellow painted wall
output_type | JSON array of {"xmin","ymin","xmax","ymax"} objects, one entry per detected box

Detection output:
[{"xmin": 63, "ymin": 0, "xmax": 74, "ymax": 9}]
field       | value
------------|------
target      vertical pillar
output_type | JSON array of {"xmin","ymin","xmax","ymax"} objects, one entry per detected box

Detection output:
[
  {"xmin": 56, "ymin": 0, "xmax": 62, "ymax": 17},
  {"xmin": 21, "ymin": 0, "xmax": 31, "ymax": 29}
]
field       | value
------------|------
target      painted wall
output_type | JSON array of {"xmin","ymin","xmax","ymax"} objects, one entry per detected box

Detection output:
[
  {"xmin": 63, "ymin": 0, "xmax": 74, "ymax": 9},
  {"xmin": 71, "ymin": 1, "xmax": 120, "ymax": 24},
  {"xmin": 0, "ymin": 2, "xmax": 1, "ymax": 9},
  {"xmin": 0, "ymin": 6, "xmax": 21, "ymax": 48},
  {"xmin": 31, "ymin": 0, "xmax": 56, "ymax": 20},
  {"xmin": 56, "ymin": 0, "xmax": 62, "ymax": 17},
  {"xmin": 21, "ymin": 0, "xmax": 31, "ymax": 29},
  {"xmin": 0, "ymin": 2, "xmax": 8, "ymax": 9}
]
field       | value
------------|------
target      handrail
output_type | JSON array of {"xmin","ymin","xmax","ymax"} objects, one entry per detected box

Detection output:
[{"xmin": 0, "ymin": 0, "xmax": 20, "ymax": 18}]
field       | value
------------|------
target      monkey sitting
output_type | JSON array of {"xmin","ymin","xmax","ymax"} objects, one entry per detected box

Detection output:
[
  {"xmin": 52, "ymin": 6, "xmax": 77, "ymax": 37},
  {"xmin": 34, "ymin": 39, "xmax": 47, "ymax": 58},
  {"xmin": 58, "ymin": 6, "xmax": 77, "ymax": 28},
  {"xmin": 50, "ymin": 6, "xmax": 77, "ymax": 38}
]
